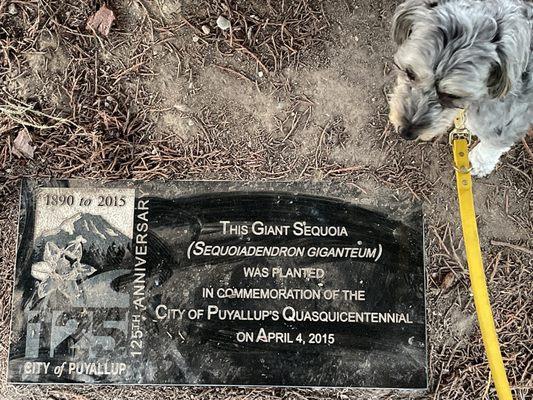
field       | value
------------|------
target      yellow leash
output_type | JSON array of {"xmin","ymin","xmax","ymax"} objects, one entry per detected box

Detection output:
[{"xmin": 450, "ymin": 110, "xmax": 513, "ymax": 400}]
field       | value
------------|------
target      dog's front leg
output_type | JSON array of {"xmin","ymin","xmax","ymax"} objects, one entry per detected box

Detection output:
[{"xmin": 468, "ymin": 141, "xmax": 510, "ymax": 177}]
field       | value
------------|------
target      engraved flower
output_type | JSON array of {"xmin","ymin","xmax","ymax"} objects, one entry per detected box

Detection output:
[{"xmin": 31, "ymin": 236, "xmax": 97, "ymax": 300}]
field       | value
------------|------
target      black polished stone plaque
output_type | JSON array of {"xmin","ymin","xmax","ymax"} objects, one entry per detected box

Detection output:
[{"xmin": 8, "ymin": 180, "xmax": 426, "ymax": 388}]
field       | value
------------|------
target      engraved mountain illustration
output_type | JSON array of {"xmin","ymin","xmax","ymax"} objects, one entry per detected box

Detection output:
[{"xmin": 34, "ymin": 212, "xmax": 132, "ymax": 270}]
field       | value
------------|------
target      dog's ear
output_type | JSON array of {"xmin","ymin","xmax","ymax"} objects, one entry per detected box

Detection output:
[
  {"xmin": 486, "ymin": 19, "xmax": 510, "ymax": 98},
  {"xmin": 392, "ymin": 0, "xmax": 442, "ymax": 45},
  {"xmin": 487, "ymin": 53, "xmax": 511, "ymax": 99},
  {"xmin": 487, "ymin": 9, "xmax": 531, "ymax": 98}
]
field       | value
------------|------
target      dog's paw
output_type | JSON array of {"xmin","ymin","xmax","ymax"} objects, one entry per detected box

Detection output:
[{"xmin": 468, "ymin": 143, "xmax": 504, "ymax": 177}]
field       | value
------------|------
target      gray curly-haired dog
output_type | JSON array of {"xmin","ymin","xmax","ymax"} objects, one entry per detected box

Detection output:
[{"xmin": 389, "ymin": 0, "xmax": 532, "ymax": 176}]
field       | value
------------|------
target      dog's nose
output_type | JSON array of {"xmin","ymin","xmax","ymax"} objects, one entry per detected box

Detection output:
[{"xmin": 399, "ymin": 126, "xmax": 416, "ymax": 140}]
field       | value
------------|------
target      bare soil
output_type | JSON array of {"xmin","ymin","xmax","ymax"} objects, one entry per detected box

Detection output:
[{"xmin": 0, "ymin": 1, "xmax": 531, "ymax": 399}]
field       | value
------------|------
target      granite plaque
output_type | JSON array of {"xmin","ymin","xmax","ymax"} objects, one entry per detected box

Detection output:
[{"xmin": 8, "ymin": 180, "xmax": 426, "ymax": 388}]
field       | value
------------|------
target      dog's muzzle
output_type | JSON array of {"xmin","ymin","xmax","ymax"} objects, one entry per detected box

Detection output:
[{"xmin": 399, "ymin": 126, "xmax": 417, "ymax": 140}]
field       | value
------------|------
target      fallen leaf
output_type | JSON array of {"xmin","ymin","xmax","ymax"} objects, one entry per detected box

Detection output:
[
  {"xmin": 12, "ymin": 128, "xmax": 35, "ymax": 159},
  {"xmin": 86, "ymin": 4, "xmax": 115, "ymax": 37},
  {"xmin": 440, "ymin": 271, "xmax": 455, "ymax": 290}
]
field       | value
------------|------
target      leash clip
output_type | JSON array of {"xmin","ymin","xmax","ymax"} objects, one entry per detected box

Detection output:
[
  {"xmin": 449, "ymin": 108, "xmax": 472, "ymax": 146},
  {"xmin": 451, "ymin": 131, "xmax": 473, "ymax": 173},
  {"xmin": 449, "ymin": 128, "xmax": 472, "ymax": 147},
  {"xmin": 450, "ymin": 108, "xmax": 473, "ymax": 173}
]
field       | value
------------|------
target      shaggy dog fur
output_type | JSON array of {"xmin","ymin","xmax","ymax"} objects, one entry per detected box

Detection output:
[{"xmin": 389, "ymin": 0, "xmax": 532, "ymax": 176}]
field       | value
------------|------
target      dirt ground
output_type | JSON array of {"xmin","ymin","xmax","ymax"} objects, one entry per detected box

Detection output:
[{"xmin": 0, "ymin": 0, "xmax": 531, "ymax": 399}]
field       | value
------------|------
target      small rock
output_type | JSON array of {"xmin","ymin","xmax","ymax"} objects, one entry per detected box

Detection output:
[
  {"xmin": 86, "ymin": 4, "xmax": 115, "ymax": 37},
  {"xmin": 201, "ymin": 25, "xmax": 210, "ymax": 35},
  {"xmin": 8, "ymin": 4, "xmax": 18, "ymax": 15},
  {"xmin": 187, "ymin": 119, "xmax": 194, "ymax": 126},
  {"xmin": 216, "ymin": 15, "xmax": 231, "ymax": 31},
  {"xmin": 192, "ymin": 35, "xmax": 199, "ymax": 43},
  {"xmin": 12, "ymin": 128, "xmax": 35, "ymax": 159},
  {"xmin": 440, "ymin": 272, "xmax": 455, "ymax": 290},
  {"xmin": 257, "ymin": 71, "xmax": 264, "ymax": 78}
]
